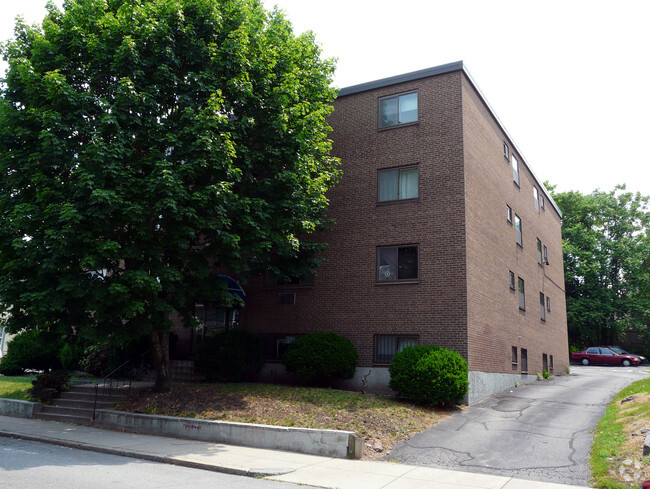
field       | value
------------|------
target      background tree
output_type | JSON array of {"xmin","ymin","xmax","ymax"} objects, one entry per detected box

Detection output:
[
  {"xmin": 0, "ymin": 0, "xmax": 339, "ymax": 391},
  {"xmin": 548, "ymin": 184, "xmax": 650, "ymax": 348}
]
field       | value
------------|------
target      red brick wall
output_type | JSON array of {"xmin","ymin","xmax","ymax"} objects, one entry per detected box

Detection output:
[
  {"xmin": 183, "ymin": 66, "xmax": 570, "ymax": 384},
  {"xmin": 240, "ymin": 71, "xmax": 470, "ymax": 366},
  {"xmin": 461, "ymin": 73, "xmax": 569, "ymax": 376}
]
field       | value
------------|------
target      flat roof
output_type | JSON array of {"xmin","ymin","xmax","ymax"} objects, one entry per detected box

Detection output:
[{"xmin": 336, "ymin": 61, "xmax": 562, "ymax": 218}]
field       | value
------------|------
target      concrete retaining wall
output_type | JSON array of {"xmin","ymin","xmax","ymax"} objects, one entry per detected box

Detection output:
[
  {"xmin": 468, "ymin": 371, "xmax": 539, "ymax": 404},
  {"xmin": 96, "ymin": 410, "xmax": 362, "ymax": 459},
  {"xmin": 0, "ymin": 399, "xmax": 41, "ymax": 418}
]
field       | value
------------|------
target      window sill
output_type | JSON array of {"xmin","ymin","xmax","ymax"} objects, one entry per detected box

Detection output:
[
  {"xmin": 376, "ymin": 198, "xmax": 419, "ymax": 206},
  {"xmin": 375, "ymin": 280, "xmax": 420, "ymax": 286},
  {"xmin": 378, "ymin": 121, "xmax": 419, "ymax": 132}
]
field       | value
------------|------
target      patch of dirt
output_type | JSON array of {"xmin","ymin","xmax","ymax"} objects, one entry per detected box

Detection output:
[{"xmin": 119, "ymin": 383, "xmax": 453, "ymax": 460}]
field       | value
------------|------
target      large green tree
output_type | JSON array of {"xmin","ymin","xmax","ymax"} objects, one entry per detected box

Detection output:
[
  {"xmin": 549, "ymin": 184, "xmax": 650, "ymax": 347},
  {"xmin": 0, "ymin": 0, "xmax": 339, "ymax": 391}
]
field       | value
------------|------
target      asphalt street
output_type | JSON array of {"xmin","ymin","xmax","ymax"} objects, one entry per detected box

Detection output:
[
  {"xmin": 0, "ymin": 437, "xmax": 310, "ymax": 489},
  {"xmin": 387, "ymin": 365, "xmax": 650, "ymax": 486}
]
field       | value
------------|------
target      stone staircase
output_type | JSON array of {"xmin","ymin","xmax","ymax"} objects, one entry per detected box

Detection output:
[{"xmin": 36, "ymin": 383, "xmax": 133, "ymax": 426}]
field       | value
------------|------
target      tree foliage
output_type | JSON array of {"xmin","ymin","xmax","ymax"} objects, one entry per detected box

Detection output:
[
  {"xmin": 549, "ymin": 184, "xmax": 650, "ymax": 347},
  {"xmin": 0, "ymin": 0, "xmax": 339, "ymax": 391}
]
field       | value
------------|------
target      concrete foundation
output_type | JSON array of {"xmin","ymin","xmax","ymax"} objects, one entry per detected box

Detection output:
[
  {"xmin": 468, "ymin": 371, "xmax": 539, "ymax": 404},
  {"xmin": 95, "ymin": 410, "xmax": 362, "ymax": 459},
  {"xmin": 0, "ymin": 399, "xmax": 41, "ymax": 418}
]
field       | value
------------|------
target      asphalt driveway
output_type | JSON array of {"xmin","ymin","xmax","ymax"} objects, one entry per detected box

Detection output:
[{"xmin": 387, "ymin": 365, "xmax": 650, "ymax": 486}]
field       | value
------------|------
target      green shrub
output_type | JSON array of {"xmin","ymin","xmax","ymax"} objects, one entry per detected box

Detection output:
[
  {"xmin": 0, "ymin": 330, "xmax": 62, "ymax": 375},
  {"xmin": 79, "ymin": 343, "xmax": 118, "ymax": 377},
  {"xmin": 59, "ymin": 342, "xmax": 86, "ymax": 371},
  {"xmin": 389, "ymin": 345, "xmax": 469, "ymax": 406},
  {"xmin": 194, "ymin": 330, "xmax": 263, "ymax": 382},
  {"xmin": 30, "ymin": 370, "xmax": 70, "ymax": 403},
  {"xmin": 282, "ymin": 331, "xmax": 358, "ymax": 385}
]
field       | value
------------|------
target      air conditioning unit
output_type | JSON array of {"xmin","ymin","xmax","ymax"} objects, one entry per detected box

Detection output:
[{"xmin": 378, "ymin": 265, "xmax": 395, "ymax": 280}]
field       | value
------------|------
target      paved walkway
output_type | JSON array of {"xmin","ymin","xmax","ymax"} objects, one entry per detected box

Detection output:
[{"xmin": 0, "ymin": 414, "xmax": 587, "ymax": 489}]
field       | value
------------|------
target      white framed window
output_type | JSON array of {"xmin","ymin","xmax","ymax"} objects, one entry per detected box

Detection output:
[
  {"xmin": 506, "ymin": 204, "xmax": 512, "ymax": 223},
  {"xmin": 534, "ymin": 187, "xmax": 540, "ymax": 212},
  {"xmin": 546, "ymin": 296, "xmax": 551, "ymax": 312},
  {"xmin": 378, "ymin": 166, "xmax": 418, "ymax": 202},
  {"xmin": 512, "ymin": 155, "xmax": 520, "ymax": 186},
  {"xmin": 515, "ymin": 215, "xmax": 522, "ymax": 247},
  {"xmin": 540, "ymin": 194, "xmax": 545, "ymax": 210},
  {"xmin": 543, "ymin": 245, "xmax": 549, "ymax": 265},
  {"xmin": 377, "ymin": 245, "xmax": 418, "ymax": 281},
  {"xmin": 509, "ymin": 270, "xmax": 516, "ymax": 290},
  {"xmin": 518, "ymin": 277, "xmax": 526, "ymax": 310},
  {"xmin": 379, "ymin": 92, "xmax": 418, "ymax": 128},
  {"xmin": 374, "ymin": 335, "xmax": 418, "ymax": 364},
  {"xmin": 504, "ymin": 142, "xmax": 510, "ymax": 160}
]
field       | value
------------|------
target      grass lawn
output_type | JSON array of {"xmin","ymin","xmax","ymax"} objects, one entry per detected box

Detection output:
[
  {"xmin": 591, "ymin": 375, "xmax": 650, "ymax": 488},
  {"xmin": 0, "ymin": 376, "xmax": 32, "ymax": 401},
  {"xmin": 119, "ymin": 382, "xmax": 453, "ymax": 460}
]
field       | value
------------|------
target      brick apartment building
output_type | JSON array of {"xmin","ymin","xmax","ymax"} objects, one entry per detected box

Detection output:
[{"xmin": 176, "ymin": 61, "xmax": 569, "ymax": 404}]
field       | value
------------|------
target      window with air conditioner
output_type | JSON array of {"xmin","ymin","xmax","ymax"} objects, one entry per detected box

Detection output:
[{"xmin": 377, "ymin": 245, "xmax": 418, "ymax": 282}]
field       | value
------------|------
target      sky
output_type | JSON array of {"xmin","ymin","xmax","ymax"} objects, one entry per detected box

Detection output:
[{"xmin": 1, "ymin": 0, "xmax": 649, "ymax": 198}]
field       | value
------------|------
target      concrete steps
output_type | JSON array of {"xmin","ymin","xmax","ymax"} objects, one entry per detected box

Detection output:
[{"xmin": 35, "ymin": 383, "xmax": 132, "ymax": 426}]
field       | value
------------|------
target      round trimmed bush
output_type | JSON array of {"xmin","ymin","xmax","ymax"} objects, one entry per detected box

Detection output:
[
  {"xmin": 194, "ymin": 330, "xmax": 263, "ymax": 382},
  {"xmin": 0, "ymin": 330, "xmax": 62, "ymax": 375},
  {"xmin": 389, "ymin": 345, "xmax": 469, "ymax": 406},
  {"xmin": 282, "ymin": 331, "xmax": 358, "ymax": 385}
]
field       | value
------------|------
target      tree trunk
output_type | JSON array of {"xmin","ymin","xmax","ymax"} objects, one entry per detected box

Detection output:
[{"xmin": 150, "ymin": 331, "xmax": 171, "ymax": 393}]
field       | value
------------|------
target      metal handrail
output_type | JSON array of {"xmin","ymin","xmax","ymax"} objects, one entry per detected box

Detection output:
[{"xmin": 92, "ymin": 358, "xmax": 134, "ymax": 421}]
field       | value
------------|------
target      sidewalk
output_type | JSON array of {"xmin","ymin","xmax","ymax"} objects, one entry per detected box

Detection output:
[{"xmin": 0, "ymin": 414, "xmax": 588, "ymax": 489}]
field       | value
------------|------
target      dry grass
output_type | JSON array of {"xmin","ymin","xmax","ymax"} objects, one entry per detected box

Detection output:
[{"xmin": 118, "ymin": 382, "xmax": 454, "ymax": 460}]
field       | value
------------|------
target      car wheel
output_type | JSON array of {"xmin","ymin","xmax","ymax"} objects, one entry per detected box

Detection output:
[
  {"xmin": 622, "ymin": 359, "xmax": 631, "ymax": 367},
  {"xmin": 581, "ymin": 358, "xmax": 589, "ymax": 366}
]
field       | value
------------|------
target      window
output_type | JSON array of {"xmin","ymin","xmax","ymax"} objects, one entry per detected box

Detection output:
[
  {"xmin": 518, "ymin": 277, "xmax": 526, "ymax": 310},
  {"xmin": 542, "ymin": 353, "xmax": 549, "ymax": 372},
  {"xmin": 546, "ymin": 296, "xmax": 551, "ymax": 312},
  {"xmin": 506, "ymin": 204, "xmax": 512, "ymax": 223},
  {"xmin": 521, "ymin": 348, "xmax": 528, "ymax": 372},
  {"xmin": 278, "ymin": 292, "xmax": 296, "ymax": 305},
  {"xmin": 512, "ymin": 155, "xmax": 520, "ymax": 186},
  {"xmin": 194, "ymin": 303, "xmax": 239, "ymax": 334},
  {"xmin": 377, "ymin": 246, "xmax": 418, "ymax": 281},
  {"xmin": 540, "ymin": 194, "xmax": 545, "ymax": 210},
  {"xmin": 512, "ymin": 346, "xmax": 518, "ymax": 365},
  {"xmin": 378, "ymin": 167, "xmax": 418, "ymax": 202},
  {"xmin": 379, "ymin": 92, "xmax": 418, "ymax": 128},
  {"xmin": 261, "ymin": 334, "xmax": 298, "ymax": 360},
  {"xmin": 537, "ymin": 239, "xmax": 543, "ymax": 265},
  {"xmin": 504, "ymin": 142, "xmax": 510, "ymax": 160},
  {"xmin": 543, "ymin": 245, "xmax": 548, "ymax": 265},
  {"xmin": 509, "ymin": 270, "xmax": 516, "ymax": 290},
  {"xmin": 533, "ymin": 187, "xmax": 540, "ymax": 212},
  {"xmin": 515, "ymin": 215, "xmax": 522, "ymax": 246},
  {"xmin": 550, "ymin": 355, "xmax": 554, "ymax": 371},
  {"xmin": 540, "ymin": 292, "xmax": 546, "ymax": 321},
  {"xmin": 374, "ymin": 335, "xmax": 418, "ymax": 364}
]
